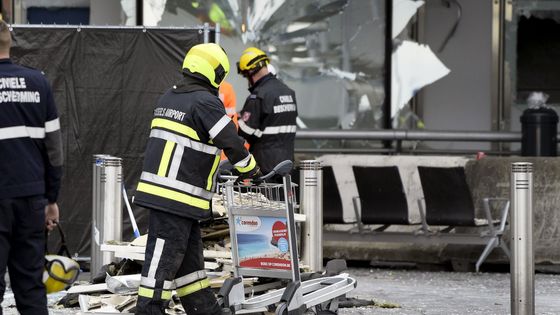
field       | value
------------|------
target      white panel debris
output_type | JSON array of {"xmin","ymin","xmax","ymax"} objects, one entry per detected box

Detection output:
[
  {"xmin": 105, "ymin": 274, "xmax": 141, "ymax": 294},
  {"xmin": 392, "ymin": 40, "xmax": 450, "ymax": 118},
  {"xmin": 78, "ymin": 294, "xmax": 136, "ymax": 313},
  {"xmin": 393, "ymin": 0, "xmax": 425, "ymax": 38},
  {"xmin": 120, "ymin": 0, "xmax": 137, "ymax": 26},
  {"xmin": 68, "ymin": 283, "xmax": 109, "ymax": 294},
  {"xmin": 144, "ymin": 0, "xmax": 167, "ymax": 26}
]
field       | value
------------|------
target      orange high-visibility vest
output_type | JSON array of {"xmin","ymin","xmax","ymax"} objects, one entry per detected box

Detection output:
[
  {"xmin": 219, "ymin": 81, "xmax": 237, "ymax": 127},
  {"xmin": 219, "ymin": 82, "xmax": 248, "ymax": 159}
]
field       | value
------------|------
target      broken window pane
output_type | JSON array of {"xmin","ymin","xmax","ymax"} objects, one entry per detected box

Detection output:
[{"xmin": 155, "ymin": 1, "xmax": 429, "ymax": 151}]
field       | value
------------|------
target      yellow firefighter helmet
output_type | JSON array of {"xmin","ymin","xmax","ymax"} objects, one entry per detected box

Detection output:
[
  {"xmin": 182, "ymin": 43, "xmax": 230, "ymax": 88},
  {"xmin": 237, "ymin": 47, "xmax": 270, "ymax": 77},
  {"xmin": 43, "ymin": 255, "xmax": 80, "ymax": 293}
]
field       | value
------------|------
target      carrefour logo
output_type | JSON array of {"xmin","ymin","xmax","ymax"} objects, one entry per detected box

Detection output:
[{"xmin": 235, "ymin": 216, "xmax": 261, "ymax": 232}]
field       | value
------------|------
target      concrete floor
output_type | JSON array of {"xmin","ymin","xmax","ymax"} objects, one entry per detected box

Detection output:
[
  {"xmin": 339, "ymin": 268, "xmax": 560, "ymax": 315},
  {"xmin": 2, "ymin": 268, "xmax": 560, "ymax": 314}
]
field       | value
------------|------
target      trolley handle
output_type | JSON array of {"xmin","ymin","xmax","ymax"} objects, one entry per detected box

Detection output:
[
  {"xmin": 259, "ymin": 160, "xmax": 293, "ymax": 180},
  {"xmin": 219, "ymin": 160, "xmax": 293, "ymax": 181}
]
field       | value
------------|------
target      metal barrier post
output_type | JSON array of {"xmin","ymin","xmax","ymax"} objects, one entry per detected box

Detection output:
[
  {"xmin": 203, "ymin": 22, "xmax": 210, "ymax": 43},
  {"xmin": 215, "ymin": 23, "xmax": 221, "ymax": 45},
  {"xmin": 299, "ymin": 160, "xmax": 323, "ymax": 272},
  {"xmin": 511, "ymin": 162, "xmax": 534, "ymax": 315},
  {"xmin": 91, "ymin": 155, "xmax": 123, "ymax": 279}
]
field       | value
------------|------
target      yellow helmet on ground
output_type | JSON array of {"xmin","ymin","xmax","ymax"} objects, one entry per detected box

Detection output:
[
  {"xmin": 182, "ymin": 43, "xmax": 229, "ymax": 88},
  {"xmin": 43, "ymin": 255, "xmax": 80, "ymax": 293},
  {"xmin": 237, "ymin": 47, "xmax": 269, "ymax": 77}
]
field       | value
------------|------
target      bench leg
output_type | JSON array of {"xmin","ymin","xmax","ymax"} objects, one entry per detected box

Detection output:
[
  {"xmin": 499, "ymin": 240, "xmax": 511, "ymax": 258},
  {"xmin": 476, "ymin": 237, "xmax": 498, "ymax": 272},
  {"xmin": 417, "ymin": 198, "xmax": 430, "ymax": 233},
  {"xmin": 352, "ymin": 196, "xmax": 365, "ymax": 232}
]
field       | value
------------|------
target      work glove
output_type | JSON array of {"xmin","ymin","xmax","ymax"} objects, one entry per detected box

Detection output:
[
  {"xmin": 217, "ymin": 160, "xmax": 234, "ymax": 183},
  {"xmin": 235, "ymin": 165, "xmax": 263, "ymax": 185}
]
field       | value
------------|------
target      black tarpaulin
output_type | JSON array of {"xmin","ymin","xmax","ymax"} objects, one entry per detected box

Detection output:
[{"xmin": 10, "ymin": 26, "xmax": 204, "ymax": 256}]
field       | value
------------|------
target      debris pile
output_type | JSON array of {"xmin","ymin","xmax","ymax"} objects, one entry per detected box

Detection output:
[
  {"xmin": 51, "ymin": 192, "xmax": 309, "ymax": 313},
  {"xmin": 52, "ymin": 209, "xmax": 255, "ymax": 313}
]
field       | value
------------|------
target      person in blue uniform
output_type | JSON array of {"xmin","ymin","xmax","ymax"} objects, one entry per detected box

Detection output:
[{"xmin": 0, "ymin": 20, "xmax": 63, "ymax": 315}]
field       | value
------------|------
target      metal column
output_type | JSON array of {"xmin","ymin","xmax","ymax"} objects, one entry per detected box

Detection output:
[
  {"xmin": 215, "ymin": 23, "xmax": 221, "ymax": 45},
  {"xmin": 299, "ymin": 160, "xmax": 323, "ymax": 272},
  {"xmin": 511, "ymin": 162, "xmax": 534, "ymax": 315},
  {"xmin": 203, "ymin": 22, "xmax": 210, "ymax": 43},
  {"xmin": 91, "ymin": 155, "xmax": 123, "ymax": 279}
]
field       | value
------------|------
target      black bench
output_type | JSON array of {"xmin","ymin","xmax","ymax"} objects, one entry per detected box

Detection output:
[
  {"xmin": 353, "ymin": 166, "xmax": 409, "ymax": 228},
  {"xmin": 322, "ymin": 166, "xmax": 344, "ymax": 224},
  {"xmin": 324, "ymin": 165, "xmax": 510, "ymax": 272},
  {"xmin": 417, "ymin": 166, "xmax": 510, "ymax": 271}
]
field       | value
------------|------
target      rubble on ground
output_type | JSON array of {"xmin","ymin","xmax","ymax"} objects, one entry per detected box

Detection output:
[
  {"xmin": 48, "ymin": 193, "xmax": 310, "ymax": 313},
  {"xmin": 52, "ymin": 213, "xmax": 265, "ymax": 314}
]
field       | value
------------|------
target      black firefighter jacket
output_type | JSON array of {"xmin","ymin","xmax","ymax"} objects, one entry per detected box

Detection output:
[
  {"xmin": 134, "ymin": 75, "xmax": 256, "ymax": 220},
  {"xmin": 238, "ymin": 74, "xmax": 297, "ymax": 174}
]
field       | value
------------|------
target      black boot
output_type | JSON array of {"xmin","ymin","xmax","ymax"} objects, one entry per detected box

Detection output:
[{"xmin": 180, "ymin": 288, "xmax": 222, "ymax": 315}]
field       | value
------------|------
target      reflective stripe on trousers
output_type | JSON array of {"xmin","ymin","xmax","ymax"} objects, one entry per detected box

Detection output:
[{"xmin": 135, "ymin": 210, "xmax": 219, "ymax": 315}]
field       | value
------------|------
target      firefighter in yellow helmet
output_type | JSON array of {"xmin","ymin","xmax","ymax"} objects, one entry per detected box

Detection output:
[
  {"xmin": 237, "ymin": 47, "xmax": 298, "ymax": 176},
  {"xmin": 133, "ymin": 43, "xmax": 261, "ymax": 315}
]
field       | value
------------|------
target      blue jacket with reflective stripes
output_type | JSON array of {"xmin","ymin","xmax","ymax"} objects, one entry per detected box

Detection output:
[{"xmin": 0, "ymin": 58, "xmax": 63, "ymax": 202}]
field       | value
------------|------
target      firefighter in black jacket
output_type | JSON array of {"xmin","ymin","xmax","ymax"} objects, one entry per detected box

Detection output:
[
  {"xmin": 237, "ymin": 47, "xmax": 298, "ymax": 175},
  {"xmin": 133, "ymin": 43, "xmax": 261, "ymax": 315},
  {"xmin": 0, "ymin": 20, "xmax": 63, "ymax": 315}
]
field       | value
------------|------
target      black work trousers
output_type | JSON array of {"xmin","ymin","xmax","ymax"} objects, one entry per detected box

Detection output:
[
  {"xmin": 0, "ymin": 196, "xmax": 48, "ymax": 315},
  {"xmin": 135, "ymin": 209, "xmax": 221, "ymax": 315}
]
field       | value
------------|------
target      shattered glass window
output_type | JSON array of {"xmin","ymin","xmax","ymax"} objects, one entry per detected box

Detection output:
[
  {"xmin": 505, "ymin": 0, "xmax": 560, "ymax": 134},
  {"xmin": 246, "ymin": 1, "xmax": 387, "ymax": 132},
  {"xmin": 152, "ymin": 0, "xmax": 388, "ymax": 134},
  {"xmin": 145, "ymin": 2, "xmax": 462, "ymax": 155},
  {"xmin": 515, "ymin": 9, "xmax": 560, "ymax": 104},
  {"xmin": 124, "ymin": 1, "xmax": 443, "ymax": 153}
]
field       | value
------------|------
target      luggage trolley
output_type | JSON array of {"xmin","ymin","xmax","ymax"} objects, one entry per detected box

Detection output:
[{"xmin": 217, "ymin": 161, "xmax": 356, "ymax": 314}]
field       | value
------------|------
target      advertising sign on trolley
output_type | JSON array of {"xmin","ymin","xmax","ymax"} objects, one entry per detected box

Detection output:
[{"xmin": 235, "ymin": 215, "xmax": 292, "ymax": 270}]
